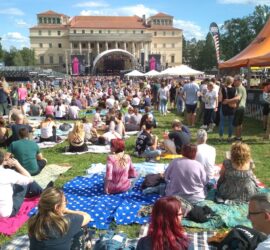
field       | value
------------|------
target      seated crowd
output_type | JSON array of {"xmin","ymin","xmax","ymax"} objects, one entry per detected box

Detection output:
[{"xmin": 0, "ymin": 75, "xmax": 268, "ymax": 250}]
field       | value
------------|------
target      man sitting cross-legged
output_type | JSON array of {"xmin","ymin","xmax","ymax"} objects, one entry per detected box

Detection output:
[{"xmin": 8, "ymin": 127, "xmax": 47, "ymax": 176}]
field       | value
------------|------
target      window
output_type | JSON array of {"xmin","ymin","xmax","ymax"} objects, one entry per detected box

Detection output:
[
  {"xmin": 172, "ymin": 31, "xmax": 175, "ymax": 36},
  {"xmin": 141, "ymin": 30, "xmax": 144, "ymax": 34},
  {"xmin": 39, "ymin": 17, "xmax": 42, "ymax": 24},
  {"xmin": 53, "ymin": 18, "xmax": 56, "ymax": 24},
  {"xmin": 154, "ymin": 31, "xmax": 157, "ymax": 36},
  {"xmin": 99, "ymin": 30, "xmax": 102, "ymax": 34},
  {"xmin": 82, "ymin": 43, "xmax": 86, "ymax": 49},
  {"xmin": 82, "ymin": 30, "xmax": 85, "ymax": 34},
  {"xmin": 91, "ymin": 30, "xmax": 93, "ymax": 34},
  {"xmin": 133, "ymin": 30, "xmax": 136, "ymax": 34},
  {"xmin": 100, "ymin": 44, "xmax": 103, "ymax": 49},
  {"xmin": 39, "ymin": 43, "xmax": 43, "ymax": 48},
  {"xmin": 163, "ymin": 31, "xmax": 166, "ymax": 36},
  {"xmin": 154, "ymin": 44, "xmax": 157, "ymax": 48},
  {"xmin": 44, "ymin": 18, "xmax": 47, "ymax": 24},
  {"xmin": 40, "ymin": 55, "xmax": 44, "ymax": 65},
  {"xmin": 48, "ymin": 30, "xmax": 51, "ymax": 36},
  {"xmin": 162, "ymin": 55, "xmax": 166, "ymax": 63},
  {"xmin": 171, "ymin": 55, "xmax": 175, "ymax": 63},
  {"xmin": 59, "ymin": 55, "xmax": 63, "ymax": 64},
  {"xmin": 49, "ymin": 43, "xmax": 52, "ymax": 48},
  {"xmin": 172, "ymin": 43, "xmax": 175, "ymax": 48},
  {"xmin": 57, "ymin": 30, "xmax": 61, "ymax": 36},
  {"xmin": 58, "ymin": 43, "xmax": 62, "ymax": 48},
  {"xmin": 108, "ymin": 30, "xmax": 111, "ymax": 34},
  {"xmin": 91, "ymin": 43, "xmax": 94, "ymax": 49},
  {"xmin": 73, "ymin": 30, "xmax": 76, "ymax": 34},
  {"xmin": 161, "ymin": 20, "xmax": 164, "ymax": 25},
  {"xmin": 157, "ymin": 19, "xmax": 160, "ymax": 25},
  {"xmin": 153, "ymin": 20, "xmax": 157, "ymax": 25},
  {"xmin": 49, "ymin": 55, "xmax": 54, "ymax": 64},
  {"xmin": 108, "ymin": 43, "xmax": 111, "ymax": 49},
  {"xmin": 57, "ymin": 18, "xmax": 61, "ymax": 24},
  {"xmin": 38, "ymin": 30, "xmax": 42, "ymax": 36},
  {"xmin": 48, "ymin": 18, "xmax": 51, "ymax": 24},
  {"xmin": 163, "ymin": 43, "xmax": 166, "ymax": 48},
  {"xmin": 73, "ymin": 43, "xmax": 78, "ymax": 49}
]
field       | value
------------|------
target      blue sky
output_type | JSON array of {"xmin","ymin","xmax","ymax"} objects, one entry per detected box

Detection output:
[{"xmin": 0, "ymin": 0, "xmax": 269, "ymax": 50}]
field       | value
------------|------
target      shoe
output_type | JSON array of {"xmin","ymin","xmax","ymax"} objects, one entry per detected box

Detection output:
[
  {"xmin": 200, "ymin": 125, "xmax": 208, "ymax": 129},
  {"xmin": 227, "ymin": 137, "xmax": 233, "ymax": 143},
  {"xmin": 233, "ymin": 137, "xmax": 242, "ymax": 141},
  {"xmin": 207, "ymin": 128, "xmax": 213, "ymax": 133},
  {"xmin": 218, "ymin": 137, "xmax": 223, "ymax": 142}
]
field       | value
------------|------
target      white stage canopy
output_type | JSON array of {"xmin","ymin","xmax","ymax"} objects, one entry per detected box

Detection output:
[
  {"xmin": 125, "ymin": 70, "xmax": 144, "ymax": 77},
  {"xmin": 160, "ymin": 65, "xmax": 204, "ymax": 76},
  {"xmin": 143, "ymin": 70, "xmax": 161, "ymax": 77}
]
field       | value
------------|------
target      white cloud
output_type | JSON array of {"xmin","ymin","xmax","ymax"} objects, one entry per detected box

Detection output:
[
  {"xmin": 74, "ymin": 1, "xmax": 109, "ymax": 8},
  {"xmin": 174, "ymin": 20, "xmax": 205, "ymax": 40},
  {"xmin": 218, "ymin": 0, "xmax": 270, "ymax": 4},
  {"xmin": 15, "ymin": 19, "xmax": 30, "ymax": 27},
  {"xmin": 1, "ymin": 32, "xmax": 29, "ymax": 49},
  {"xmin": 79, "ymin": 4, "xmax": 157, "ymax": 17},
  {"xmin": 0, "ymin": 8, "xmax": 24, "ymax": 16}
]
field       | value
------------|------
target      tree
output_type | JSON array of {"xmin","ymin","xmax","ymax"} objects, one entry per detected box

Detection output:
[
  {"xmin": 20, "ymin": 47, "xmax": 36, "ymax": 66},
  {"xmin": 0, "ymin": 38, "xmax": 3, "ymax": 61}
]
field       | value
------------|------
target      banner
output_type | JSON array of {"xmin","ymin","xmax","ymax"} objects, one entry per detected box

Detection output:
[
  {"xmin": 148, "ymin": 54, "xmax": 161, "ymax": 71},
  {"xmin": 209, "ymin": 22, "xmax": 221, "ymax": 63},
  {"xmin": 71, "ymin": 55, "xmax": 86, "ymax": 75}
]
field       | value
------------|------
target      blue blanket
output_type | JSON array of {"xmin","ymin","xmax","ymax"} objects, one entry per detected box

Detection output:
[{"xmin": 63, "ymin": 174, "xmax": 160, "ymax": 229}]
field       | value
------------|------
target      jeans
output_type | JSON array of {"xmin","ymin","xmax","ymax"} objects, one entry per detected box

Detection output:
[
  {"xmin": 176, "ymin": 96, "xmax": 184, "ymax": 113},
  {"xmin": 203, "ymin": 109, "xmax": 214, "ymax": 126},
  {"xmin": 142, "ymin": 183, "xmax": 166, "ymax": 196},
  {"xmin": 141, "ymin": 148, "xmax": 162, "ymax": 159},
  {"xmin": 0, "ymin": 102, "xmax": 9, "ymax": 116},
  {"xmin": 159, "ymin": 99, "xmax": 167, "ymax": 114},
  {"xmin": 219, "ymin": 108, "xmax": 234, "ymax": 137}
]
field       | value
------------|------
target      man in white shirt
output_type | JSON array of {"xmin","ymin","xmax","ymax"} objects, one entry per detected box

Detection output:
[
  {"xmin": 0, "ymin": 151, "xmax": 43, "ymax": 218},
  {"xmin": 248, "ymin": 193, "xmax": 270, "ymax": 249},
  {"xmin": 195, "ymin": 129, "xmax": 217, "ymax": 180}
]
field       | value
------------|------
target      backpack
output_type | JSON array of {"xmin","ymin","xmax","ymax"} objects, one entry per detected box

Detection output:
[
  {"xmin": 214, "ymin": 225, "xmax": 267, "ymax": 250},
  {"xmin": 94, "ymin": 231, "xmax": 135, "ymax": 250},
  {"xmin": 59, "ymin": 123, "xmax": 72, "ymax": 131}
]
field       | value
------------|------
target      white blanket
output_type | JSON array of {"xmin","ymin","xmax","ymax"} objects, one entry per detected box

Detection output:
[{"xmin": 63, "ymin": 145, "xmax": 111, "ymax": 155}]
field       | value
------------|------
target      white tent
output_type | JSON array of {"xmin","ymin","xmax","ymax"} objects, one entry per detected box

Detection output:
[
  {"xmin": 143, "ymin": 70, "xmax": 161, "ymax": 77},
  {"xmin": 125, "ymin": 70, "xmax": 144, "ymax": 77},
  {"xmin": 160, "ymin": 65, "xmax": 204, "ymax": 76}
]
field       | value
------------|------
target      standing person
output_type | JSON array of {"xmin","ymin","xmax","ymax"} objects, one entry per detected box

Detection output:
[
  {"xmin": 0, "ymin": 80, "xmax": 10, "ymax": 116},
  {"xmin": 262, "ymin": 81, "xmax": 270, "ymax": 140},
  {"xmin": 202, "ymin": 82, "xmax": 218, "ymax": 132},
  {"xmin": 169, "ymin": 81, "xmax": 177, "ymax": 110},
  {"xmin": 225, "ymin": 75, "xmax": 247, "ymax": 141},
  {"xmin": 218, "ymin": 76, "xmax": 237, "ymax": 142},
  {"xmin": 10, "ymin": 85, "xmax": 18, "ymax": 107},
  {"xmin": 158, "ymin": 83, "xmax": 169, "ymax": 116},
  {"xmin": 18, "ymin": 83, "xmax": 28, "ymax": 114},
  {"xmin": 28, "ymin": 187, "xmax": 91, "ymax": 250},
  {"xmin": 181, "ymin": 76, "xmax": 200, "ymax": 127},
  {"xmin": 136, "ymin": 196, "xmax": 189, "ymax": 250},
  {"xmin": 104, "ymin": 139, "xmax": 137, "ymax": 194}
]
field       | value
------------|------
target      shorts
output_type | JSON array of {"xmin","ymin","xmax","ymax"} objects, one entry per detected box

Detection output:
[
  {"xmin": 263, "ymin": 103, "xmax": 270, "ymax": 116},
  {"xmin": 186, "ymin": 104, "xmax": 197, "ymax": 114},
  {"xmin": 233, "ymin": 107, "xmax": 245, "ymax": 126},
  {"xmin": 18, "ymin": 100, "xmax": 25, "ymax": 106}
]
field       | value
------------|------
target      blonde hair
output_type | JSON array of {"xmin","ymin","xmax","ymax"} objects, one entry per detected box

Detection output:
[
  {"xmin": 72, "ymin": 121, "xmax": 84, "ymax": 135},
  {"xmin": 230, "ymin": 142, "xmax": 251, "ymax": 169},
  {"xmin": 225, "ymin": 76, "xmax": 234, "ymax": 86},
  {"xmin": 28, "ymin": 188, "xmax": 69, "ymax": 240}
]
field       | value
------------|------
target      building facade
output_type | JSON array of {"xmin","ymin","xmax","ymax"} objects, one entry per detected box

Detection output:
[{"xmin": 30, "ymin": 10, "xmax": 183, "ymax": 74}]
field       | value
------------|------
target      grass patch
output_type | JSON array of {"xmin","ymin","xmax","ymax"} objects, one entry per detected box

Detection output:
[{"xmin": 0, "ymin": 111, "xmax": 269, "ymax": 246}]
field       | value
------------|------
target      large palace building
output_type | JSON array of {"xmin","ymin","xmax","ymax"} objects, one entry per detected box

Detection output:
[{"xmin": 29, "ymin": 10, "xmax": 183, "ymax": 75}]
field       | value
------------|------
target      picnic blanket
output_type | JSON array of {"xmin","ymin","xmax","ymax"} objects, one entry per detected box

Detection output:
[
  {"xmin": 29, "ymin": 174, "xmax": 160, "ymax": 230},
  {"xmin": 0, "ymin": 197, "xmax": 39, "ymax": 236},
  {"xmin": 158, "ymin": 153, "xmax": 183, "ymax": 160},
  {"xmin": 63, "ymin": 145, "xmax": 111, "ymax": 155},
  {"xmin": 86, "ymin": 162, "xmax": 168, "ymax": 177},
  {"xmin": 33, "ymin": 163, "xmax": 71, "ymax": 189},
  {"xmin": 36, "ymin": 139, "xmax": 65, "ymax": 149},
  {"xmin": 125, "ymin": 131, "xmax": 139, "ymax": 136}
]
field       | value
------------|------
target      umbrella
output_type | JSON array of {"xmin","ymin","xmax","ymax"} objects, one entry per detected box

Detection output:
[{"xmin": 125, "ymin": 70, "xmax": 144, "ymax": 77}]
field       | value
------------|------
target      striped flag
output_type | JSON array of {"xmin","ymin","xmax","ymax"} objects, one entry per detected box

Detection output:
[{"xmin": 210, "ymin": 22, "xmax": 221, "ymax": 63}]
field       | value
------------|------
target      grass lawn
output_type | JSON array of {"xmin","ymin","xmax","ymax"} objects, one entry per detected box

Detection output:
[{"xmin": 0, "ymin": 110, "xmax": 269, "ymax": 246}]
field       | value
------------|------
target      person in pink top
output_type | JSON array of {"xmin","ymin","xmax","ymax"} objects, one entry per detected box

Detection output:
[
  {"xmin": 45, "ymin": 100, "xmax": 54, "ymax": 116},
  {"xmin": 104, "ymin": 138, "xmax": 137, "ymax": 194},
  {"xmin": 18, "ymin": 83, "xmax": 28, "ymax": 106}
]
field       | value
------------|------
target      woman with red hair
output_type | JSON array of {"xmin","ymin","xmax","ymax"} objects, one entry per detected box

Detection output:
[
  {"xmin": 136, "ymin": 196, "xmax": 189, "ymax": 250},
  {"xmin": 104, "ymin": 139, "xmax": 137, "ymax": 194},
  {"xmin": 164, "ymin": 144, "xmax": 208, "ymax": 204}
]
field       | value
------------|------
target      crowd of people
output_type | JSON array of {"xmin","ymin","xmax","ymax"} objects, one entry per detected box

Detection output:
[{"xmin": 0, "ymin": 74, "xmax": 269, "ymax": 249}]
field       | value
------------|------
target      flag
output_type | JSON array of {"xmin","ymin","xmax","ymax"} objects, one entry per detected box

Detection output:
[{"xmin": 209, "ymin": 22, "xmax": 220, "ymax": 63}]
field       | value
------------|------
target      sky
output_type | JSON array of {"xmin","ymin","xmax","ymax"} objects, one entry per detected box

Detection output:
[{"xmin": 0, "ymin": 0, "xmax": 270, "ymax": 50}]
